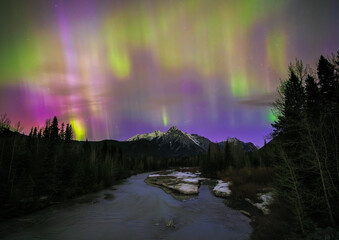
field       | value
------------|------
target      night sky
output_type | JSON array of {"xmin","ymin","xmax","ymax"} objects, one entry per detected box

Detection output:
[{"xmin": 0, "ymin": 0, "xmax": 338, "ymax": 146}]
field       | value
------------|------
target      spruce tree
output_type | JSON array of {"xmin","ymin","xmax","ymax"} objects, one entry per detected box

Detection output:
[
  {"xmin": 65, "ymin": 124, "xmax": 73, "ymax": 141},
  {"xmin": 50, "ymin": 116, "xmax": 59, "ymax": 140},
  {"xmin": 272, "ymin": 64, "xmax": 307, "ymax": 232},
  {"xmin": 272, "ymin": 65, "xmax": 305, "ymax": 138},
  {"xmin": 33, "ymin": 127, "xmax": 37, "ymax": 138},
  {"xmin": 37, "ymin": 129, "xmax": 42, "ymax": 139},
  {"xmin": 43, "ymin": 119, "xmax": 51, "ymax": 140},
  {"xmin": 224, "ymin": 141, "xmax": 233, "ymax": 169},
  {"xmin": 59, "ymin": 123, "xmax": 65, "ymax": 140},
  {"xmin": 305, "ymin": 75, "xmax": 319, "ymax": 123},
  {"xmin": 317, "ymin": 56, "xmax": 336, "ymax": 112},
  {"xmin": 332, "ymin": 52, "xmax": 339, "ymax": 116},
  {"xmin": 29, "ymin": 127, "xmax": 33, "ymax": 138}
]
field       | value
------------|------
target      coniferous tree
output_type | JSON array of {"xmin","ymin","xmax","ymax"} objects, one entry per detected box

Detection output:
[
  {"xmin": 33, "ymin": 127, "xmax": 37, "ymax": 138},
  {"xmin": 59, "ymin": 123, "xmax": 65, "ymax": 140},
  {"xmin": 273, "ymin": 64, "xmax": 305, "ymax": 137},
  {"xmin": 29, "ymin": 128, "xmax": 33, "ymax": 138},
  {"xmin": 335, "ymin": 52, "xmax": 339, "ymax": 114},
  {"xmin": 305, "ymin": 75, "xmax": 319, "ymax": 123},
  {"xmin": 37, "ymin": 129, "xmax": 42, "ymax": 139},
  {"xmin": 272, "ymin": 63, "xmax": 307, "ymax": 233},
  {"xmin": 65, "ymin": 124, "xmax": 73, "ymax": 141},
  {"xmin": 224, "ymin": 141, "xmax": 233, "ymax": 169},
  {"xmin": 317, "ymin": 55, "xmax": 339, "ymax": 225},
  {"xmin": 50, "ymin": 116, "xmax": 59, "ymax": 141},
  {"xmin": 317, "ymin": 56, "xmax": 336, "ymax": 112},
  {"xmin": 43, "ymin": 119, "xmax": 51, "ymax": 140}
]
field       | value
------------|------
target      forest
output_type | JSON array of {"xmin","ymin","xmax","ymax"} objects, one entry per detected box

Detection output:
[{"xmin": 269, "ymin": 53, "xmax": 339, "ymax": 237}]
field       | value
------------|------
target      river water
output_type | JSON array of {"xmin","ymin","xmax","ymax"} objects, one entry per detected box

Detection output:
[{"xmin": 0, "ymin": 172, "xmax": 251, "ymax": 240}]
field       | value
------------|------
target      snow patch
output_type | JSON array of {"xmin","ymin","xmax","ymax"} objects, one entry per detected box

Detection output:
[
  {"xmin": 182, "ymin": 178, "xmax": 200, "ymax": 183},
  {"xmin": 168, "ymin": 171, "xmax": 199, "ymax": 178},
  {"xmin": 213, "ymin": 180, "xmax": 232, "ymax": 197},
  {"xmin": 253, "ymin": 192, "xmax": 273, "ymax": 215},
  {"xmin": 148, "ymin": 174, "xmax": 161, "ymax": 178},
  {"xmin": 173, "ymin": 183, "xmax": 198, "ymax": 195},
  {"xmin": 187, "ymin": 134, "xmax": 201, "ymax": 147}
]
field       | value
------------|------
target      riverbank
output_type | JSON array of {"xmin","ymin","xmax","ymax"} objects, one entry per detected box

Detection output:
[
  {"xmin": 215, "ymin": 167, "xmax": 305, "ymax": 240},
  {"xmin": 0, "ymin": 171, "xmax": 134, "ymax": 221}
]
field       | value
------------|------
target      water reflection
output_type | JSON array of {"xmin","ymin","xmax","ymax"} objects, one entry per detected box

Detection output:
[{"xmin": 0, "ymin": 172, "xmax": 251, "ymax": 240}]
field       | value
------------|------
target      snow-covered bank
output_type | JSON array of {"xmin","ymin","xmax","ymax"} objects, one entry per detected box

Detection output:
[
  {"xmin": 246, "ymin": 192, "xmax": 274, "ymax": 215},
  {"xmin": 213, "ymin": 180, "xmax": 232, "ymax": 197}
]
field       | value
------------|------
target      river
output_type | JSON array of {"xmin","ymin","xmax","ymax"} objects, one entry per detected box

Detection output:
[{"xmin": 0, "ymin": 172, "xmax": 251, "ymax": 240}]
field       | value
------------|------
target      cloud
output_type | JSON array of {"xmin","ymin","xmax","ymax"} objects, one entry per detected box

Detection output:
[{"xmin": 236, "ymin": 92, "xmax": 277, "ymax": 107}]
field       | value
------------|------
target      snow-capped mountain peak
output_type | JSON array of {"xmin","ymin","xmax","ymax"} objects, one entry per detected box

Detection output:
[
  {"xmin": 127, "ymin": 127, "xmax": 257, "ymax": 157},
  {"xmin": 127, "ymin": 126, "xmax": 210, "ymax": 156}
]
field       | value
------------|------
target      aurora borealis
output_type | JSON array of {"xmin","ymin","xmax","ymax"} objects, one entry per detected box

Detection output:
[{"xmin": 0, "ymin": 0, "xmax": 338, "ymax": 145}]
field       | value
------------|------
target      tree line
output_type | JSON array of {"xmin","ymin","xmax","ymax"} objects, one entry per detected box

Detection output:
[
  {"xmin": 200, "ymin": 140, "xmax": 269, "ymax": 177},
  {"xmin": 271, "ymin": 52, "xmax": 339, "ymax": 234},
  {"xmin": 28, "ymin": 116, "xmax": 73, "ymax": 141}
]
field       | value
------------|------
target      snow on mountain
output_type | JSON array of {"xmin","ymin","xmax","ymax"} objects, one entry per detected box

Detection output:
[
  {"xmin": 189, "ymin": 134, "xmax": 212, "ymax": 151},
  {"xmin": 186, "ymin": 134, "xmax": 201, "ymax": 147},
  {"xmin": 127, "ymin": 126, "xmax": 257, "ymax": 157},
  {"xmin": 127, "ymin": 130, "xmax": 164, "ymax": 141}
]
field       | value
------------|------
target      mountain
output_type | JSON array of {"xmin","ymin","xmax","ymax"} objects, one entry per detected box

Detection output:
[
  {"xmin": 128, "ymin": 126, "xmax": 210, "ymax": 157},
  {"xmin": 127, "ymin": 126, "xmax": 257, "ymax": 157},
  {"xmin": 218, "ymin": 137, "xmax": 258, "ymax": 152}
]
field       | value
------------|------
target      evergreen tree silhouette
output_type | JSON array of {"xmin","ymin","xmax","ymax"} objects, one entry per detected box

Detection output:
[
  {"xmin": 37, "ymin": 129, "xmax": 42, "ymax": 139},
  {"xmin": 29, "ymin": 127, "xmax": 33, "ymax": 138},
  {"xmin": 305, "ymin": 74, "xmax": 319, "ymax": 123},
  {"xmin": 317, "ymin": 56, "xmax": 336, "ymax": 112},
  {"xmin": 272, "ymin": 65, "xmax": 307, "ymax": 232},
  {"xmin": 50, "ymin": 116, "xmax": 59, "ymax": 140},
  {"xmin": 224, "ymin": 141, "xmax": 233, "ymax": 169},
  {"xmin": 59, "ymin": 123, "xmax": 65, "ymax": 140},
  {"xmin": 272, "ymin": 66, "xmax": 305, "ymax": 138},
  {"xmin": 33, "ymin": 127, "xmax": 37, "ymax": 138},
  {"xmin": 65, "ymin": 124, "xmax": 73, "ymax": 141},
  {"xmin": 43, "ymin": 119, "xmax": 51, "ymax": 139}
]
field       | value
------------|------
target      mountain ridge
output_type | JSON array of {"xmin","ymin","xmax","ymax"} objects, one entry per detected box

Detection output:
[{"xmin": 127, "ymin": 126, "xmax": 257, "ymax": 157}]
